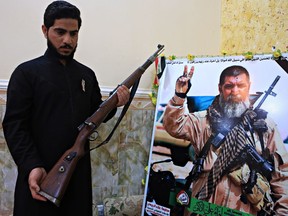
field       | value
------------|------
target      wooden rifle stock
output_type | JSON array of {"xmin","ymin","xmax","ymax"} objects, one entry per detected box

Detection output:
[{"xmin": 38, "ymin": 45, "xmax": 165, "ymax": 206}]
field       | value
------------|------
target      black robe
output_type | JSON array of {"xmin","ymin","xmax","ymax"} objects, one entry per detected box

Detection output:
[{"xmin": 3, "ymin": 49, "xmax": 115, "ymax": 216}]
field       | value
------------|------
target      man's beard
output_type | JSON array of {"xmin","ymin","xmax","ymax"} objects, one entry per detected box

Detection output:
[
  {"xmin": 219, "ymin": 94, "xmax": 250, "ymax": 118},
  {"xmin": 47, "ymin": 39, "xmax": 77, "ymax": 61}
]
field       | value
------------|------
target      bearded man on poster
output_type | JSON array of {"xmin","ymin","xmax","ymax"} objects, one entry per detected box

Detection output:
[{"xmin": 163, "ymin": 65, "xmax": 288, "ymax": 215}]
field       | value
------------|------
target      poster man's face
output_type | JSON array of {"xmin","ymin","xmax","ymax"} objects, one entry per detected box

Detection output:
[{"xmin": 219, "ymin": 73, "xmax": 251, "ymax": 103}]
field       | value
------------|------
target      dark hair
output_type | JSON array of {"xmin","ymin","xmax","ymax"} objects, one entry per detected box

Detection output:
[
  {"xmin": 219, "ymin": 65, "xmax": 250, "ymax": 85},
  {"xmin": 44, "ymin": 1, "xmax": 82, "ymax": 29}
]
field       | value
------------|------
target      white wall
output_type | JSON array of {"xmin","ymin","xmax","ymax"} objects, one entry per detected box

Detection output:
[{"xmin": 0, "ymin": 0, "xmax": 221, "ymax": 91}]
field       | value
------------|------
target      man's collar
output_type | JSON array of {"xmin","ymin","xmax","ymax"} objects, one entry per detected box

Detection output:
[{"xmin": 44, "ymin": 48, "xmax": 74, "ymax": 65}]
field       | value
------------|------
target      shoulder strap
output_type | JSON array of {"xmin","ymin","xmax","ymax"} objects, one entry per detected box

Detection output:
[
  {"xmin": 183, "ymin": 118, "xmax": 241, "ymax": 190},
  {"xmin": 89, "ymin": 78, "xmax": 140, "ymax": 151},
  {"xmin": 184, "ymin": 134, "xmax": 216, "ymax": 190}
]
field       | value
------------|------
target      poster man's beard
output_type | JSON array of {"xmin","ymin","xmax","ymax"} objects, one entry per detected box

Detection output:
[
  {"xmin": 47, "ymin": 39, "xmax": 77, "ymax": 60},
  {"xmin": 219, "ymin": 94, "xmax": 250, "ymax": 118}
]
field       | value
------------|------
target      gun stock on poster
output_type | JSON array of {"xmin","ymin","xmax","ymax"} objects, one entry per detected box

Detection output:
[{"xmin": 143, "ymin": 54, "xmax": 288, "ymax": 216}]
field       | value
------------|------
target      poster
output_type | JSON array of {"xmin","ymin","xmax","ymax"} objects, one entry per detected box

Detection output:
[{"xmin": 142, "ymin": 55, "xmax": 288, "ymax": 216}]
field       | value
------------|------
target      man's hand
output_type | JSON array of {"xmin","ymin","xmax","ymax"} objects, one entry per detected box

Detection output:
[
  {"xmin": 116, "ymin": 85, "xmax": 130, "ymax": 107},
  {"xmin": 175, "ymin": 65, "xmax": 194, "ymax": 98},
  {"xmin": 28, "ymin": 167, "xmax": 47, "ymax": 201}
]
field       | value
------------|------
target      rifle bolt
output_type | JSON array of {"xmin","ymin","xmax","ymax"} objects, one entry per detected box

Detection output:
[{"xmin": 59, "ymin": 166, "xmax": 65, "ymax": 173}]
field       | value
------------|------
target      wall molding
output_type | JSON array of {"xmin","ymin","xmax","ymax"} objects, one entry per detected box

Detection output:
[
  {"xmin": 0, "ymin": 80, "xmax": 151, "ymax": 99},
  {"xmin": 100, "ymin": 86, "xmax": 151, "ymax": 99},
  {"xmin": 0, "ymin": 80, "xmax": 8, "ymax": 90}
]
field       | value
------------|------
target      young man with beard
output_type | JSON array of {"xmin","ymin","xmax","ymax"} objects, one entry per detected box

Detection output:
[
  {"xmin": 3, "ymin": 1, "xmax": 130, "ymax": 216},
  {"xmin": 163, "ymin": 65, "xmax": 288, "ymax": 215}
]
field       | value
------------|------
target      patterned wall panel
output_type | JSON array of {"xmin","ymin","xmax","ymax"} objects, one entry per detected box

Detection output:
[
  {"xmin": 0, "ymin": 91, "xmax": 155, "ymax": 216},
  {"xmin": 221, "ymin": 0, "xmax": 288, "ymax": 54}
]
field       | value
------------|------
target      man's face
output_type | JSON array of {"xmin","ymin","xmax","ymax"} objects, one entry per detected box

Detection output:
[
  {"xmin": 42, "ymin": 18, "xmax": 79, "ymax": 58},
  {"xmin": 219, "ymin": 73, "xmax": 251, "ymax": 103},
  {"xmin": 218, "ymin": 73, "xmax": 251, "ymax": 117}
]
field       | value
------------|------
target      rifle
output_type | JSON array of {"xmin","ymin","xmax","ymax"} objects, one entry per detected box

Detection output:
[
  {"xmin": 237, "ymin": 144, "xmax": 274, "ymax": 195},
  {"xmin": 38, "ymin": 44, "xmax": 165, "ymax": 206}
]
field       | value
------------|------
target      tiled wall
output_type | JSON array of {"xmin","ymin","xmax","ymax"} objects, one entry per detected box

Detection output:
[
  {"xmin": 0, "ymin": 91, "xmax": 15, "ymax": 216},
  {"xmin": 221, "ymin": 0, "xmax": 288, "ymax": 54},
  {"xmin": 0, "ymin": 91, "xmax": 155, "ymax": 216}
]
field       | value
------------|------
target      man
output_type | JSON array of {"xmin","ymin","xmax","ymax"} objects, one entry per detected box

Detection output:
[
  {"xmin": 163, "ymin": 65, "xmax": 288, "ymax": 215},
  {"xmin": 2, "ymin": 1, "xmax": 130, "ymax": 216}
]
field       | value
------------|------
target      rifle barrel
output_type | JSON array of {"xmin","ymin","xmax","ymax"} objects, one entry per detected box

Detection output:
[{"xmin": 255, "ymin": 75, "xmax": 280, "ymax": 109}]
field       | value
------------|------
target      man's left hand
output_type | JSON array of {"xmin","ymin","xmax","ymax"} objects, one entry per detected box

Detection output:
[
  {"xmin": 28, "ymin": 167, "xmax": 47, "ymax": 201},
  {"xmin": 116, "ymin": 85, "xmax": 130, "ymax": 107}
]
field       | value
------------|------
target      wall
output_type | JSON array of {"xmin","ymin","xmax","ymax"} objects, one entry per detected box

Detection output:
[
  {"xmin": 0, "ymin": 0, "xmax": 221, "ymax": 91},
  {"xmin": 0, "ymin": 93, "xmax": 155, "ymax": 216},
  {"xmin": 221, "ymin": 0, "xmax": 288, "ymax": 54}
]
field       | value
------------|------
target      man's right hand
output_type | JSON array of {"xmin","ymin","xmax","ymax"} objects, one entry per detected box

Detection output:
[
  {"xmin": 175, "ymin": 65, "xmax": 194, "ymax": 98},
  {"xmin": 28, "ymin": 167, "xmax": 47, "ymax": 201}
]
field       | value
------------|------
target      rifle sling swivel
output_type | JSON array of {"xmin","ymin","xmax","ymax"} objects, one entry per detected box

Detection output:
[{"xmin": 89, "ymin": 78, "xmax": 141, "ymax": 151}]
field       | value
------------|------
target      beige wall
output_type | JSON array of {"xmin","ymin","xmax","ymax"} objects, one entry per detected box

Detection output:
[
  {"xmin": 221, "ymin": 0, "xmax": 288, "ymax": 54},
  {"xmin": 0, "ymin": 0, "xmax": 221, "ymax": 91}
]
